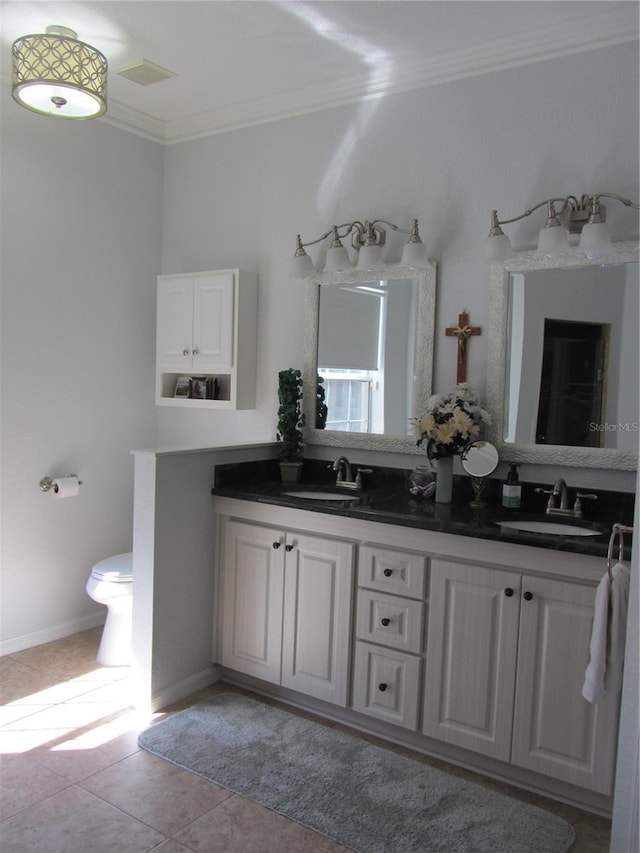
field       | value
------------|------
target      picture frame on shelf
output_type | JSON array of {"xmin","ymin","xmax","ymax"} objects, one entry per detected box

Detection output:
[
  {"xmin": 174, "ymin": 376, "xmax": 191, "ymax": 398},
  {"xmin": 207, "ymin": 376, "xmax": 221, "ymax": 400},
  {"xmin": 191, "ymin": 376, "xmax": 208, "ymax": 399}
]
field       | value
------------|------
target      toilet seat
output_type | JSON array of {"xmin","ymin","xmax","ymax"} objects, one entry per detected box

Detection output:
[{"xmin": 90, "ymin": 552, "xmax": 133, "ymax": 583}]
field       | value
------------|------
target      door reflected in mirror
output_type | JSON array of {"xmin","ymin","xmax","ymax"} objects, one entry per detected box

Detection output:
[
  {"xmin": 536, "ymin": 319, "xmax": 607, "ymax": 446},
  {"xmin": 487, "ymin": 245, "xmax": 638, "ymax": 469},
  {"xmin": 504, "ymin": 263, "xmax": 638, "ymax": 450}
]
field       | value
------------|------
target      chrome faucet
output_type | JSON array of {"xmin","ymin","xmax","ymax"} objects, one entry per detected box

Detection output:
[
  {"xmin": 535, "ymin": 478, "xmax": 597, "ymax": 518},
  {"xmin": 331, "ymin": 456, "xmax": 372, "ymax": 490},
  {"xmin": 552, "ymin": 478, "xmax": 570, "ymax": 512},
  {"xmin": 332, "ymin": 456, "xmax": 353, "ymax": 484}
]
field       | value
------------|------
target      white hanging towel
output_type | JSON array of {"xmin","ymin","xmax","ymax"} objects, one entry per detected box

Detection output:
[{"xmin": 582, "ymin": 562, "xmax": 630, "ymax": 703}]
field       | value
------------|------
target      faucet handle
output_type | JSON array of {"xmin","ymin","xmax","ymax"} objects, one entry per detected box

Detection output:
[
  {"xmin": 535, "ymin": 487, "xmax": 556, "ymax": 510},
  {"xmin": 355, "ymin": 468, "xmax": 373, "ymax": 488},
  {"xmin": 574, "ymin": 493, "xmax": 597, "ymax": 516}
]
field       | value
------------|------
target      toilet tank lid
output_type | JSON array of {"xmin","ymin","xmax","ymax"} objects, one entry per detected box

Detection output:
[{"xmin": 91, "ymin": 552, "xmax": 133, "ymax": 581}]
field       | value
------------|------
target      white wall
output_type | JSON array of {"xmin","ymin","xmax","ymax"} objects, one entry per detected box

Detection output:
[
  {"xmin": 158, "ymin": 42, "xmax": 639, "ymax": 461},
  {"xmin": 1, "ymin": 40, "xmax": 638, "ymax": 652},
  {"xmin": 0, "ymin": 88, "xmax": 163, "ymax": 651}
]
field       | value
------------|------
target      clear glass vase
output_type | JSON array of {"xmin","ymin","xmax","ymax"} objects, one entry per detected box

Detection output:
[{"xmin": 409, "ymin": 463, "xmax": 436, "ymax": 498}]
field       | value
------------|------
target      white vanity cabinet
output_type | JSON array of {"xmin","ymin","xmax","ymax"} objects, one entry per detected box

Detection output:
[
  {"xmin": 213, "ymin": 496, "xmax": 619, "ymax": 810},
  {"xmin": 220, "ymin": 519, "xmax": 354, "ymax": 706},
  {"xmin": 423, "ymin": 559, "xmax": 619, "ymax": 795},
  {"xmin": 156, "ymin": 269, "xmax": 257, "ymax": 409},
  {"xmin": 352, "ymin": 546, "xmax": 426, "ymax": 730}
]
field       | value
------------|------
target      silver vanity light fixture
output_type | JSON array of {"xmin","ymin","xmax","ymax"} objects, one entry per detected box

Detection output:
[
  {"xmin": 485, "ymin": 193, "xmax": 639, "ymax": 261},
  {"xmin": 291, "ymin": 218, "xmax": 429, "ymax": 277},
  {"xmin": 12, "ymin": 25, "xmax": 108, "ymax": 119}
]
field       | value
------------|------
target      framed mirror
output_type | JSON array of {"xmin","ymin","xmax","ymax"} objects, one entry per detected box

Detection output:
[
  {"xmin": 303, "ymin": 263, "xmax": 437, "ymax": 452},
  {"xmin": 487, "ymin": 242, "xmax": 639, "ymax": 469}
]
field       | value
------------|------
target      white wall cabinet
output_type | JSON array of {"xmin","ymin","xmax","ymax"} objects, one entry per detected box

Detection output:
[
  {"xmin": 423, "ymin": 559, "xmax": 619, "ymax": 795},
  {"xmin": 156, "ymin": 269, "xmax": 257, "ymax": 409},
  {"xmin": 221, "ymin": 519, "xmax": 354, "ymax": 706}
]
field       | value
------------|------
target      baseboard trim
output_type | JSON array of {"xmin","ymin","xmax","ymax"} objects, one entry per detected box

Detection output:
[
  {"xmin": 0, "ymin": 612, "xmax": 105, "ymax": 656},
  {"xmin": 150, "ymin": 665, "xmax": 222, "ymax": 713}
]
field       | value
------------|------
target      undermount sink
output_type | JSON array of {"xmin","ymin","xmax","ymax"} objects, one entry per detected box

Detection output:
[
  {"xmin": 497, "ymin": 520, "xmax": 602, "ymax": 537},
  {"xmin": 284, "ymin": 490, "xmax": 359, "ymax": 501}
]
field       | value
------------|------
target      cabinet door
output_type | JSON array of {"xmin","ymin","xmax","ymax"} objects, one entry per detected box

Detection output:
[
  {"xmin": 192, "ymin": 272, "xmax": 234, "ymax": 370},
  {"xmin": 352, "ymin": 641, "xmax": 420, "ymax": 730},
  {"xmin": 157, "ymin": 277, "xmax": 195, "ymax": 369},
  {"xmin": 281, "ymin": 533, "xmax": 354, "ymax": 706},
  {"xmin": 511, "ymin": 575, "xmax": 619, "ymax": 794},
  {"xmin": 221, "ymin": 520, "xmax": 284, "ymax": 684},
  {"xmin": 423, "ymin": 559, "xmax": 521, "ymax": 760}
]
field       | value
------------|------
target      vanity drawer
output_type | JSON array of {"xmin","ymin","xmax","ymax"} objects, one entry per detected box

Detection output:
[
  {"xmin": 358, "ymin": 545, "xmax": 426, "ymax": 599},
  {"xmin": 352, "ymin": 641, "xmax": 420, "ymax": 730},
  {"xmin": 356, "ymin": 588, "xmax": 424, "ymax": 654}
]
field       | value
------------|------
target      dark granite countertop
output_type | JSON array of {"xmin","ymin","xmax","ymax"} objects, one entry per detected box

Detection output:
[{"xmin": 212, "ymin": 459, "xmax": 634, "ymax": 561}]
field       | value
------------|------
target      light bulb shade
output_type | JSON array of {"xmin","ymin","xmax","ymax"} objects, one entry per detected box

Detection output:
[
  {"xmin": 356, "ymin": 243, "xmax": 385, "ymax": 270},
  {"xmin": 485, "ymin": 232, "xmax": 513, "ymax": 261},
  {"xmin": 578, "ymin": 221, "xmax": 613, "ymax": 259},
  {"xmin": 401, "ymin": 240, "xmax": 429, "ymax": 267},
  {"xmin": 290, "ymin": 251, "xmax": 315, "ymax": 278},
  {"xmin": 12, "ymin": 28, "xmax": 107, "ymax": 119},
  {"xmin": 323, "ymin": 245, "xmax": 351, "ymax": 271},
  {"xmin": 537, "ymin": 224, "xmax": 571, "ymax": 257}
]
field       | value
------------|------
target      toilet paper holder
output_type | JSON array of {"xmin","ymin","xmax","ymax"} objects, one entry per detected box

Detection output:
[{"xmin": 39, "ymin": 474, "xmax": 83, "ymax": 493}]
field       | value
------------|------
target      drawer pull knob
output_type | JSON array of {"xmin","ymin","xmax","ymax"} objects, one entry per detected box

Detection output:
[
  {"xmin": 381, "ymin": 618, "xmax": 391, "ymax": 627},
  {"xmin": 383, "ymin": 568, "xmax": 393, "ymax": 577},
  {"xmin": 378, "ymin": 682, "xmax": 388, "ymax": 692},
  {"xmin": 272, "ymin": 541, "xmax": 281, "ymax": 549},
  {"xmin": 285, "ymin": 544, "xmax": 294, "ymax": 552},
  {"xmin": 523, "ymin": 591, "xmax": 533, "ymax": 601},
  {"xmin": 504, "ymin": 587, "xmax": 514, "ymax": 597}
]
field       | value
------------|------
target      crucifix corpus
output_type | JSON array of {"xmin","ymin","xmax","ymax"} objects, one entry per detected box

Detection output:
[{"xmin": 445, "ymin": 311, "xmax": 482, "ymax": 383}]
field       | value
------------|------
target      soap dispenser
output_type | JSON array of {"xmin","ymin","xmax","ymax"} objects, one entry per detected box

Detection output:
[{"xmin": 502, "ymin": 464, "xmax": 521, "ymax": 510}]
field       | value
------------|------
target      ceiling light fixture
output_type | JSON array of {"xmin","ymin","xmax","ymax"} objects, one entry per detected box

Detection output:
[
  {"xmin": 485, "ymin": 193, "xmax": 639, "ymax": 261},
  {"xmin": 291, "ymin": 218, "xmax": 429, "ymax": 277},
  {"xmin": 12, "ymin": 25, "xmax": 108, "ymax": 119}
]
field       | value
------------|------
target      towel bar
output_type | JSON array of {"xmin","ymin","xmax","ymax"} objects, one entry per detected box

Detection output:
[{"xmin": 607, "ymin": 522, "xmax": 633, "ymax": 580}]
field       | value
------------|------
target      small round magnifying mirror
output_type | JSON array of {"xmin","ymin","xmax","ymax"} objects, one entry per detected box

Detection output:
[{"xmin": 462, "ymin": 441, "xmax": 499, "ymax": 507}]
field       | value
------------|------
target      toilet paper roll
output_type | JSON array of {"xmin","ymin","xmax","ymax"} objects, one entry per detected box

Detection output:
[{"xmin": 52, "ymin": 476, "xmax": 80, "ymax": 498}]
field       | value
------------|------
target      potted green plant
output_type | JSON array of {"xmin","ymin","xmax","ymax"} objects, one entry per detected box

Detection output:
[
  {"xmin": 316, "ymin": 374, "xmax": 328, "ymax": 429},
  {"xmin": 277, "ymin": 368, "xmax": 305, "ymax": 481}
]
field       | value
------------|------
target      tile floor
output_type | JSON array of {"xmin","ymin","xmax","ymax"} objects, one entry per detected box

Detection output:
[{"xmin": 0, "ymin": 628, "xmax": 612, "ymax": 852}]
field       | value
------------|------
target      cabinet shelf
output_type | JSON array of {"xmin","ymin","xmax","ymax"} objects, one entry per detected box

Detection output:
[{"xmin": 157, "ymin": 372, "xmax": 234, "ymax": 408}]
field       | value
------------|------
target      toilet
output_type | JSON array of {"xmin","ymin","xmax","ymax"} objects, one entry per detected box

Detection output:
[{"xmin": 86, "ymin": 552, "xmax": 133, "ymax": 666}]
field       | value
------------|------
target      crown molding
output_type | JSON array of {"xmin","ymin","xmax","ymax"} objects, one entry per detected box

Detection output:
[
  {"xmin": 100, "ymin": 101, "xmax": 166, "ymax": 144},
  {"xmin": 103, "ymin": 7, "xmax": 638, "ymax": 145}
]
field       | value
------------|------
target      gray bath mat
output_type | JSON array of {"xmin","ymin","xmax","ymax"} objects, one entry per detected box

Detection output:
[{"xmin": 139, "ymin": 692, "xmax": 575, "ymax": 853}]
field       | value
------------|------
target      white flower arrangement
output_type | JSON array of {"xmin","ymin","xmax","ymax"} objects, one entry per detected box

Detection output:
[{"xmin": 412, "ymin": 383, "xmax": 491, "ymax": 460}]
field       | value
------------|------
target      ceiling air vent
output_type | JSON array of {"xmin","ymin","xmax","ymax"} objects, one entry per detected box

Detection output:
[{"xmin": 116, "ymin": 59, "xmax": 177, "ymax": 86}]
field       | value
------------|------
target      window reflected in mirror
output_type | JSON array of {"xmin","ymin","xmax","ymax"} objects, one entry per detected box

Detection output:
[{"xmin": 317, "ymin": 278, "xmax": 418, "ymax": 435}]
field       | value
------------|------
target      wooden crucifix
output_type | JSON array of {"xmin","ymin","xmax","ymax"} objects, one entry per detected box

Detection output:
[{"xmin": 445, "ymin": 311, "xmax": 482, "ymax": 383}]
